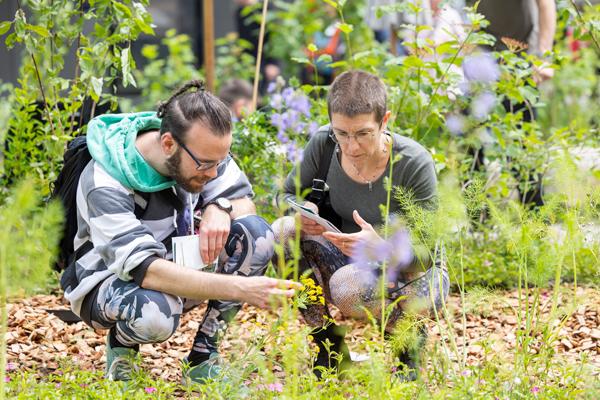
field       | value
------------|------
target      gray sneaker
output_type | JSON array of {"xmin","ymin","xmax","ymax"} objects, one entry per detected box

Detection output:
[{"xmin": 180, "ymin": 353, "xmax": 229, "ymax": 387}]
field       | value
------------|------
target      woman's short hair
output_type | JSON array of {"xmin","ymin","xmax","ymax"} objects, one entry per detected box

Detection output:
[{"xmin": 327, "ymin": 70, "xmax": 387, "ymax": 123}]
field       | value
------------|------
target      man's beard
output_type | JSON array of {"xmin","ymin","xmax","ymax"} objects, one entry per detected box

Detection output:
[{"xmin": 165, "ymin": 148, "xmax": 209, "ymax": 194}]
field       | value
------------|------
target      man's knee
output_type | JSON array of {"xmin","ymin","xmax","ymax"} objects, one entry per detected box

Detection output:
[
  {"xmin": 121, "ymin": 291, "xmax": 182, "ymax": 344},
  {"xmin": 231, "ymin": 214, "xmax": 273, "ymax": 243}
]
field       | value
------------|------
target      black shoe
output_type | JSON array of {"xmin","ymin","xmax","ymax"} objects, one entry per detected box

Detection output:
[
  {"xmin": 311, "ymin": 324, "xmax": 351, "ymax": 380},
  {"xmin": 387, "ymin": 325, "xmax": 428, "ymax": 382}
]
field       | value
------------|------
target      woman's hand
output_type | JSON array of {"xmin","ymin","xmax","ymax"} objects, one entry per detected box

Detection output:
[
  {"xmin": 323, "ymin": 210, "xmax": 386, "ymax": 257},
  {"xmin": 295, "ymin": 201, "xmax": 326, "ymax": 236}
]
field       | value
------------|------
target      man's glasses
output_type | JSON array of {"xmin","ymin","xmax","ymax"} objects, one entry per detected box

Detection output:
[
  {"xmin": 329, "ymin": 115, "xmax": 386, "ymax": 144},
  {"xmin": 176, "ymin": 139, "xmax": 233, "ymax": 171}
]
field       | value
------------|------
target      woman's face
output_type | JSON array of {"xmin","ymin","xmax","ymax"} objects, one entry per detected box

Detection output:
[{"xmin": 330, "ymin": 112, "xmax": 389, "ymax": 166}]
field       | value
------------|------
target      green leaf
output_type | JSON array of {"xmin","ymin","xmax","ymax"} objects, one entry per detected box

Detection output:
[
  {"xmin": 336, "ymin": 22, "xmax": 354, "ymax": 35},
  {"xmin": 289, "ymin": 76, "xmax": 300, "ymax": 88},
  {"xmin": 323, "ymin": 0, "xmax": 338, "ymax": 9},
  {"xmin": 136, "ymin": 19, "xmax": 155, "ymax": 35},
  {"xmin": 403, "ymin": 55, "xmax": 425, "ymax": 68},
  {"xmin": 328, "ymin": 61, "xmax": 347, "ymax": 68},
  {"xmin": 316, "ymin": 54, "xmax": 333, "ymax": 64},
  {"xmin": 436, "ymin": 42, "xmax": 452, "ymax": 55},
  {"xmin": 30, "ymin": 25, "xmax": 51, "ymax": 37},
  {"xmin": 113, "ymin": 2, "xmax": 133, "ymax": 18},
  {"xmin": 90, "ymin": 76, "xmax": 103, "ymax": 102},
  {"xmin": 121, "ymin": 48, "xmax": 131, "ymax": 87},
  {"xmin": 307, "ymin": 43, "xmax": 317, "ymax": 52},
  {"xmin": 291, "ymin": 57, "xmax": 311, "ymax": 65},
  {"xmin": 301, "ymin": 84, "xmax": 314, "ymax": 94},
  {"xmin": 0, "ymin": 21, "xmax": 11, "ymax": 36},
  {"xmin": 338, "ymin": 0, "xmax": 346, "ymax": 6}
]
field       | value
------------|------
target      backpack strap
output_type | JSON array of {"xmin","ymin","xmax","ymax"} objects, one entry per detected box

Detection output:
[{"xmin": 308, "ymin": 125, "xmax": 336, "ymax": 204}]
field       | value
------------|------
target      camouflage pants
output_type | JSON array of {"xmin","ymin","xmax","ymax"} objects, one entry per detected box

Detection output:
[
  {"xmin": 87, "ymin": 214, "xmax": 274, "ymax": 355},
  {"xmin": 272, "ymin": 216, "xmax": 449, "ymax": 331}
]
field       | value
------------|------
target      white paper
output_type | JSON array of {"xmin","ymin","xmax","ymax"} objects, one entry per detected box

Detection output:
[
  {"xmin": 172, "ymin": 235, "xmax": 218, "ymax": 272},
  {"xmin": 287, "ymin": 200, "xmax": 341, "ymax": 233},
  {"xmin": 349, "ymin": 351, "xmax": 370, "ymax": 362}
]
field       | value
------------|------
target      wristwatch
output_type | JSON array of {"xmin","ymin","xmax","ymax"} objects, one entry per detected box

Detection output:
[{"xmin": 207, "ymin": 197, "xmax": 233, "ymax": 215}]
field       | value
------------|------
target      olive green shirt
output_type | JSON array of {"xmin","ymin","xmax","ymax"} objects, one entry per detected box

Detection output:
[{"xmin": 278, "ymin": 125, "xmax": 438, "ymax": 234}]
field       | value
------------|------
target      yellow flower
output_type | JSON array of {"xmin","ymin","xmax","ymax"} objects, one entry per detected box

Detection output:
[
  {"xmin": 319, "ymin": 297, "xmax": 325, "ymax": 305},
  {"xmin": 278, "ymin": 326, "xmax": 284, "ymax": 331},
  {"xmin": 315, "ymin": 345, "xmax": 320, "ymax": 353},
  {"xmin": 309, "ymin": 296, "xmax": 317, "ymax": 301},
  {"xmin": 286, "ymin": 337, "xmax": 292, "ymax": 343},
  {"xmin": 308, "ymin": 335, "xmax": 314, "ymax": 341}
]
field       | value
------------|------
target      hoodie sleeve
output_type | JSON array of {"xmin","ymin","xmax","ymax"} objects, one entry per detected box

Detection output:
[{"xmin": 84, "ymin": 185, "xmax": 167, "ymax": 283}]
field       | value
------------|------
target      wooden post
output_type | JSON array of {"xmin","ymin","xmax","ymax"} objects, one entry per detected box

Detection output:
[
  {"xmin": 203, "ymin": 0, "xmax": 215, "ymax": 93},
  {"xmin": 252, "ymin": 0, "xmax": 269, "ymax": 109},
  {"xmin": 390, "ymin": 26, "xmax": 397, "ymax": 56}
]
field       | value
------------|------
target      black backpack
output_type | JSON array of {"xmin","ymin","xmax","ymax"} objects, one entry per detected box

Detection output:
[{"xmin": 47, "ymin": 136, "xmax": 149, "ymax": 272}]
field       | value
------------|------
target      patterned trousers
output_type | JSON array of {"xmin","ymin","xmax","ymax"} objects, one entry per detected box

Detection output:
[
  {"xmin": 272, "ymin": 216, "xmax": 449, "ymax": 331},
  {"xmin": 85, "ymin": 214, "xmax": 274, "ymax": 355}
]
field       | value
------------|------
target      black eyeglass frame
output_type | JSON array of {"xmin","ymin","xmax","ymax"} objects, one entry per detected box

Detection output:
[
  {"xmin": 329, "ymin": 115, "xmax": 387, "ymax": 144},
  {"xmin": 175, "ymin": 138, "xmax": 233, "ymax": 171}
]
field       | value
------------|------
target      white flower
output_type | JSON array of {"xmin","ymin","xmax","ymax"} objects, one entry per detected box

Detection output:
[{"xmin": 128, "ymin": 302, "xmax": 175, "ymax": 343}]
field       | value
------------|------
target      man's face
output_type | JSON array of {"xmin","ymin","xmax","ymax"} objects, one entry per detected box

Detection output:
[{"xmin": 164, "ymin": 123, "xmax": 232, "ymax": 194}]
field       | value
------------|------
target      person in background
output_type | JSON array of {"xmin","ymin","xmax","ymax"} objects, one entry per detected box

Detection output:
[
  {"xmin": 218, "ymin": 78, "xmax": 256, "ymax": 122},
  {"xmin": 479, "ymin": 0, "xmax": 557, "ymax": 86}
]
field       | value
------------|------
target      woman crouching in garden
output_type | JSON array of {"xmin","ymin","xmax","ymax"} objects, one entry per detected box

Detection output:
[{"xmin": 272, "ymin": 70, "xmax": 449, "ymax": 381}]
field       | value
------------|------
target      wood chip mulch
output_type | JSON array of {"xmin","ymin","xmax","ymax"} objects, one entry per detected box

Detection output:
[{"xmin": 4, "ymin": 284, "xmax": 600, "ymax": 384}]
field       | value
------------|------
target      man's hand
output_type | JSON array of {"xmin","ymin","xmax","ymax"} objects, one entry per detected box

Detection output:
[
  {"xmin": 235, "ymin": 276, "xmax": 298, "ymax": 309},
  {"xmin": 199, "ymin": 204, "xmax": 231, "ymax": 265},
  {"xmin": 323, "ymin": 210, "xmax": 385, "ymax": 257},
  {"xmin": 296, "ymin": 201, "xmax": 326, "ymax": 236}
]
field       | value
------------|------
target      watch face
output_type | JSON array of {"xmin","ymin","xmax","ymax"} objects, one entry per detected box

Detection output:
[
  {"xmin": 215, "ymin": 197, "xmax": 232, "ymax": 212},
  {"xmin": 217, "ymin": 198, "xmax": 231, "ymax": 208}
]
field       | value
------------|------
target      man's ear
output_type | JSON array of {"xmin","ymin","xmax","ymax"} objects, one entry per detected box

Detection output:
[{"xmin": 161, "ymin": 132, "xmax": 177, "ymax": 156}]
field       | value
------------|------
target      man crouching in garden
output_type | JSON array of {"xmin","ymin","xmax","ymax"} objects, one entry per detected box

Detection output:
[{"xmin": 60, "ymin": 79, "xmax": 296, "ymax": 386}]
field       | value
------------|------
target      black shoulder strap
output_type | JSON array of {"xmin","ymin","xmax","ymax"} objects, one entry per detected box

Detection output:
[{"xmin": 308, "ymin": 125, "xmax": 336, "ymax": 204}]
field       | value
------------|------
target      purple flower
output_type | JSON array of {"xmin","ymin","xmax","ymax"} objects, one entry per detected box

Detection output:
[
  {"xmin": 267, "ymin": 382, "xmax": 284, "ymax": 393},
  {"xmin": 295, "ymin": 121, "xmax": 307, "ymax": 134},
  {"xmin": 308, "ymin": 122, "xmax": 319, "ymax": 137},
  {"xmin": 531, "ymin": 387, "xmax": 539, "ymax": 392},
  {"xmin": 270, "ymin": 94, "xmax": 284, "ymax": 110},
  {"xmin": 257, "ymin": 384, "xmax": 264, "ymax": 390},
  {"xmin": 4, "ymin": 377, "xmax": 9, "ymax": 383},
  {"xmin": 484, "ymin": 261, "xmax": 490, "ymax": 266},
  {"xmin": 282, "ymin": 87, "xmax": 295, "ymax": 104},
  {"xmin": 80, "ymin": 383, "xmax": 88, "ymax": 387},
  {"xmin": 290, "ymin": 95, "xmax": 311, "ymax": 117},
  {"xmin": 446, "ymin": 114, "xmax": 465, "ymax": 136},
  {"xmin": 55, "ymin": 383, "xmax": 61, "ymax": 389},
  {"xmin": 391, "ymin": 230, "xmax": 413, "ymax": 267},
  {"xmin": 282, "ymin": 110, "xmax": 299, "ymax": 130},
  {"xmin": 270, "ymin": 113, "xmax": 283, "ymax": 128},
  {"xmin": 463, "ymin": 53, "xmax": 500, "ymax": 84},
  {"xmin": 145, "ymin": 387, "xmax": 157, "ymax": 393},
  {"xmin": 277, "ymin": 130, "xmax": 289, "ymax": 143},
  {"xmin": 287, "ymin": 140, "xmax": 304, "ymax": 163},
  {"xmin": 267, "ymin": 81, "xmax": 277, "ymax": 94},
  {"xmin": 472, "ymin": 91, "xmax": 496, "ymax": 121}
]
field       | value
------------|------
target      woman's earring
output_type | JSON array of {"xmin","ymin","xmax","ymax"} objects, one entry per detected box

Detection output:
[{"xmin": 336, "ymin": 147, "xmax": 340, "ymax": 153}]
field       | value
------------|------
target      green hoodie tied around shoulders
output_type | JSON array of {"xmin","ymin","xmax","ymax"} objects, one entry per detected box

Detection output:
[{"xmin": 86, "ymin": 112, "xmax": 176, "ymax": 192}]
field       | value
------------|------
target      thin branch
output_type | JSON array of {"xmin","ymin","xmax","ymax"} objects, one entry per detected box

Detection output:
[
  {"xmin": 31, "ymin": 54, "xmax": 56, "ymax": 138},
  {"xmin": 569, "ymin": 0, "xmax": 600, "ymax": 53},
  {"xmin": 68, "ymin": 0, "xmax": 84, "ymax": 135}
]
